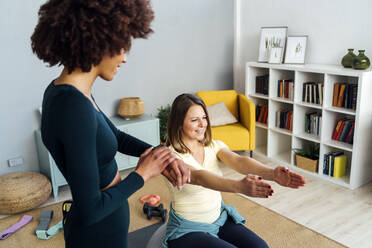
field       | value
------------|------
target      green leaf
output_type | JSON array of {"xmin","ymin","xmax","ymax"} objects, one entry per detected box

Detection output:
[
  {"xmin": 292, "ymin": 142, "xmax": 319, "ymax": 160},
  {"xmin": 156, "ymin": 104, "xmax": 171, "ymax": 143}
]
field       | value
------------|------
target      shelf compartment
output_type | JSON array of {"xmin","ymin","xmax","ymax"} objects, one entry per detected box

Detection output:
[
  {"xmin": 319, "ymin": 144, "xmax": 351, "ymax": 185},
  {"xmin": 255, "ymin": 128, "xmax": 268, "ymax": 156},
  {"xmin": 322, "ymin": 110, "xmax": 354, "ymax": 150},
  {"xmin": 293, "ymin": 104, "xmax": 322, "ymax": 138},
  {"xmin": 269, "ymin": 69, "xmax": 295, "ymax": 99},
  {"xmin": 252, "ymin": 98, "xmax": 269, "ymax": 125},
  {"xmin": 292, "ymin": 137, "xmax": 320, "ymax": 174},
  {"xmin": 246, "ymin": 66, "xmax": 269, "ymax": 96},
  {"xmin": 267, "ymin": 130, "xmax": 291, "ymax": 165},
  {"xmin": 269, "ymin": 100, "xmax": 293, "ymax": 132},
  {"xmin": 324, "ymin": 74, "xmax": 358, "ymax": 110},
  {"xmin": 295, "ymin": 71, "xmax": 324, "ymax": 105}
]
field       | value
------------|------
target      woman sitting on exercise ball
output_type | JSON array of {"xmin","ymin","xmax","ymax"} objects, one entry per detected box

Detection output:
[{"xmin": 162, "ymin": 93, "xmax": 306, "ymax": 248}]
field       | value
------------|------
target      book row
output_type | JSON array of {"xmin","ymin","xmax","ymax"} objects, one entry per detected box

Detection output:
[
  {"xmin": 302, "ymin": 82, "xmax": 324, "ymax": 105},
  {"xmin": 332, "ymin": 119, "xmax": 355, "ymax": 144},
  {"xmin": 256, "ymin": 104, "xmax": 268, "ymax": 124},
  {"xmin": 277, "ymin": 80, "xmax": 294, "ymax": 100},
  {"xmin": 323, "ymin": 151, "xmax": 347, "ymax": 178},
  {"xmin": 332, "ymin": 83, "xmax": 357, "ymax": 110},
  {"xmin": 255, "ymin": 75, "xmax": 269, "ymax": 95},
  {"xmin": 276, "ymin": 110, "xmax": 293, "ymax": 131},
  {"xmin": 305, "ymin": 112, "xmax": 322, "ymax": 136}
]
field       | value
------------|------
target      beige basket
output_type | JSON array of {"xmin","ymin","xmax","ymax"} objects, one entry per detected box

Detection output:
[
  {"xmin": 0, "ymin": 172, "xmax": 51, "ymax": 214},
  {"xmin": 296, "ymin": 155, "xmax": 318, "ymax": 173},
  {"xmin": 117, "ymin": 97, "xmax": 145, "ymax": 119}
]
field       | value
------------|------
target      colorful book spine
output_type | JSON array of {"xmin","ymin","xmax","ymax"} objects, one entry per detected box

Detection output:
[
  {"xmin": 333, "ymin": 83, "xmax": 340, "ymax": 106},
  {"xmin": 323, "ymin": 153, "xmax": 329, "ymax": 175},
  {"xmin": 333, "ymin": 154, "xmax": 347, "ymax": 178}
]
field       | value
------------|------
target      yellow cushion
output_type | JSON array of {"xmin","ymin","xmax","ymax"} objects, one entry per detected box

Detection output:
[
  {"xmin": 211, "ymin": 123, "xmax": 250, "ymax": 151},
  {"xmin": 196, "ymin": 90, "xmax": 238, "ymax": 119}
]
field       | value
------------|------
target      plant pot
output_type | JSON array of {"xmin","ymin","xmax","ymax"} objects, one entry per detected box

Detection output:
[
  {"xmin": 295, "ymin": 155, "xmax": 318, "ymax": 173},
  {"xmin": 117, "ymin": 97, "xmax": 145, "ymax": 119}
]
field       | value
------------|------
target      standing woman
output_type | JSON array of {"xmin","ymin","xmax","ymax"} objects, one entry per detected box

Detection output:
[{"xmin": 31, "ymin": 0, "xmax": 189, "ymax": 247}]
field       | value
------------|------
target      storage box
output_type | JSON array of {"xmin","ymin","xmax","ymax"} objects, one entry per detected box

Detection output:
[{"xmin": 296, "ymin": 155, "xmax": 318, "ymax": 173}]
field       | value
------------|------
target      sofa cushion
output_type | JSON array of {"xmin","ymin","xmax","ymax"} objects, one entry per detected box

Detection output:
[
  {"xmin": 207, "ymin": 101, "xmax": 238, "ymax": 127},
  {"xmin": 196, "ymin": 90, "xmax": 238, "ymax": 119},
  {"xmin": 211, "ymin": 123, "xmax": 250, "ymax": 151}
]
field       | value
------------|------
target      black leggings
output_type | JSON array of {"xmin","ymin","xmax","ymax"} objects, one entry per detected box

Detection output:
[{"xmin": 167, "ymin": 217, "xmax": 269, "ymax": 248}]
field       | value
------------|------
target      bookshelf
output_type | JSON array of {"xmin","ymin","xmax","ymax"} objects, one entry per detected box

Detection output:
[{"xmin": 245, "ymin": 62, "xmax": 372, "ymax": 189}]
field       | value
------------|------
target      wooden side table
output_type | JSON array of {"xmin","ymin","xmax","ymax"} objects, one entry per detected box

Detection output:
[{"xmin": 35, "ymin": 114, "xmax": 160, "ymax": 198}]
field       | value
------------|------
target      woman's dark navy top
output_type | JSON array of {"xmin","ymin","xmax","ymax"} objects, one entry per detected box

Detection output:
[{"xmin": 41, "ymin": 82, "xmax": 151, "ymax": 247}]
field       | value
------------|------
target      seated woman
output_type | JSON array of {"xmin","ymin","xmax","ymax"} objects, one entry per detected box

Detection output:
[{"xmin": 162, "ymin": 93, "xmax": 306, "ymax": 248}]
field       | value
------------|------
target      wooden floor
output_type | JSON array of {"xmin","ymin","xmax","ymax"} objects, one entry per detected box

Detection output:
[
  {"xmin": 220, "ymin": 152, "xmax": 372, "ymax": 248},
  {"xmin": 3, "ymin": 153, "xmax": 371, "ymax": 248}
]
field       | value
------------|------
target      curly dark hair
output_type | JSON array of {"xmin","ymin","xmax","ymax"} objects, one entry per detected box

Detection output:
[{"xmin": 31, "ymin": 0, "xmax": 154, "ymax": 73}]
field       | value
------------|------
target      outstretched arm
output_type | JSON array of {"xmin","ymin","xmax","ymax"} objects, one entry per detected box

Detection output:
[
  {"xmin": 188, "ymin": 164, "xmax": 273, "ymax": 198},
  {"xmin": 217, "ymin": 148, "xmax": 306, "ymax": 188}
]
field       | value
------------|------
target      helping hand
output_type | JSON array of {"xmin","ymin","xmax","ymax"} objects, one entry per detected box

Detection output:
[
  {"xmin": 162, "ymin": 155, "xmax": 191, "ymax": 190},
  {"xmin": 135, "ymin": 146, "xmax": 175, "ymax": 182},
  {"xmin": 273, "ymin": 166, "xmax": 306, "ymax": 188}
]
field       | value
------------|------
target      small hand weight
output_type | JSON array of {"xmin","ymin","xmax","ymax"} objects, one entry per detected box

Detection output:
[{"xmin": 143, "ymin": 202, "xmax": 167, "ymax": 222}]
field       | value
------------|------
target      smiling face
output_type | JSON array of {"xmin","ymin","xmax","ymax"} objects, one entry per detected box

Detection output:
[
  {"xmin": 182, "ymin": 104, "xmax": 208, "ymax": 143},
  {"xmin": 96, "ymin": 48, "xmax": 127, "ymax": 81}
]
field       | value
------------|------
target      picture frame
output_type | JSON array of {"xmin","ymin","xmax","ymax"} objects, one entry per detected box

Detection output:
[
  {"xmin": 258, "ymin": 26, "xmax": 288, "ymax": 63},
  {"xmin": 284, "ymin": 36, "xmax": 308, "ymax": 64}
]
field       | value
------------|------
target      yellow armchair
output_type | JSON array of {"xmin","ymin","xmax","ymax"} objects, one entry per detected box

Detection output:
[{"xmin": 196, "ymin": 90, "xmax": 255, "ymax": 156}]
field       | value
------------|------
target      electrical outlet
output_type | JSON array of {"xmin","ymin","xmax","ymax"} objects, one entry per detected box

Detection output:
[{"xmin": 8, "ymin": 157, "xmax": 24, "ymax": 167}]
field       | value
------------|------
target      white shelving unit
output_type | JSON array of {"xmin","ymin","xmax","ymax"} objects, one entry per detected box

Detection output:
[{"xmin": 245, "ymin": 62, "xmax": 372, "ymax": 189}]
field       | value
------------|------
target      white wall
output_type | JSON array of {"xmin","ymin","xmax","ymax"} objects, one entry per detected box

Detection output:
[
  {"xmin": 0, "ymin": 0, "xmax": 234, "ymax": 175},
  {"xmin": 234, "ymin": 0, "xmax": 372, "ymax": 92}
]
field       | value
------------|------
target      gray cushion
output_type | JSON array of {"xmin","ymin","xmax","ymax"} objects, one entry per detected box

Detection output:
[
  {"xmin": 146, "ymin": 223, "xmax": 167, "ymax": 248},
  {"xmin": 207, "ymin": 101, "xmax": 238, "ymax": 127}
]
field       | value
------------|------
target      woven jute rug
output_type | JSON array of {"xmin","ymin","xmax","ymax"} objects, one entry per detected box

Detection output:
[{"xmin": 0, "ymin": 175, "xmax": 346, "ymax": 248}]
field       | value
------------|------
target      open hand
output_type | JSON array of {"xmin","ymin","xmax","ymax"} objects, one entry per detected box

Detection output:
[
  {"xmin": 274, "ymin": 166, "xmax": 306, "ymax": 188},
  {"xmin": 238, "ymin": 174, "xmax": 273, "ymax": 198}
]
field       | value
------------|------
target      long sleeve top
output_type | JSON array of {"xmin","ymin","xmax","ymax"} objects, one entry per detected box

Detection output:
[{"xmin": 41, "ymin": 82, "xmax": 151, "ymax": 227}]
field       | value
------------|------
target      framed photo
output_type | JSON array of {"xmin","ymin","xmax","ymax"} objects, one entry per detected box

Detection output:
[
  {"xmin": 258, "ymin": 26, "xmax": 287, "ymax": 63},
  {"xmin": 284, "ymin": 36, "xmax": 308, "ymax": 64}
]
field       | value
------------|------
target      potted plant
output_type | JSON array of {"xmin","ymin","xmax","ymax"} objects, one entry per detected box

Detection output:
[
  {"xmin": 293, "ymin": 142, "xmax": 320, "ymax": 172},
  {"xmin": 156, "ymin": 104, "xmax": 171, "ymax": 144}
]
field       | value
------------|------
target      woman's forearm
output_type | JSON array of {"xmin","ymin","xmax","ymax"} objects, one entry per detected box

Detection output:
[
  {"xmin": 232, "ymin": 157, "xmax": 275, "ymax": 181},
  {"xmin": 217, "ymin": 149, "xmax": 275, "ymax": 181},
  {"xmin": 189, "ymin": 169, "xmax": 239, "ymax": 193}
]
